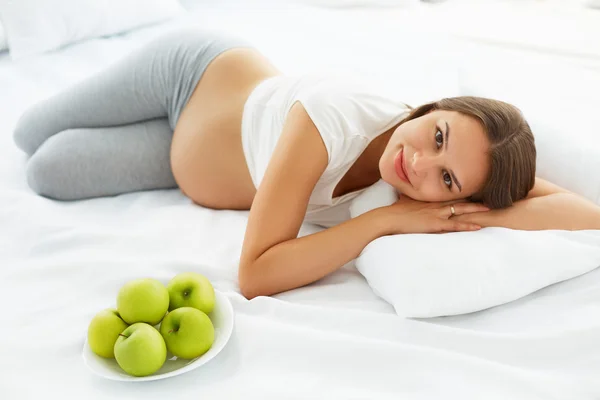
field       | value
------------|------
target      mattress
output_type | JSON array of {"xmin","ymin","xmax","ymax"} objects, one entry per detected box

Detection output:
[{"xmin": 2, "ymin": 2, "xmax": 600, "ymax": 399}]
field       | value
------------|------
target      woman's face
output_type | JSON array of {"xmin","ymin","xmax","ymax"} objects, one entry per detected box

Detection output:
[{"xmin": 379, "ymin": 109, "xmax": 491, "ymax": 202}]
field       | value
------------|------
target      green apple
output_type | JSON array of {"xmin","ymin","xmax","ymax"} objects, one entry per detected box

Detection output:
[
  {"xmin": 166, "ymin": 272, "xmax": 215, "ymax": 314},
  {"xmin": 117, "ymin": 278, "xmax": 169, "ymax": 325},
  {"xmin": 87, "ymin": 308, "xmax": 129, "ymax": 358},
  {"xmin": 114, "ymin": 323, "xmax": 167, "ymax": 377},
  {"xmin": 160, "ymin": 307, "xmax": 214, "ymax": 359}
]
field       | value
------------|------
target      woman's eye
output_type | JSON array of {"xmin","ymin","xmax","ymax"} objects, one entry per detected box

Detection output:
[
  {"xmin": 435, "ymin": 129, "xmax": 443, "ymax": 148},
  {"xmin": 443, "ymin": 171, "xmax": 452, "ymax": 189}
]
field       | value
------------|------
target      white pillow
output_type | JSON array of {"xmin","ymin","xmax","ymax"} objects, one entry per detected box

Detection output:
[
  {"xmin": 350, "ymin": 181, "xmax": 600, "ymax": 318},
  {"xmin": 0, "ymin": 18, "xmax": 7, "ymax": 51},
  {"xmin": 585, "ymin": 0, "xmax": 600, "ymax": 9},
  {"xmin": 0, "ymin": 0, "xmax": 185, "ymax": 60}
]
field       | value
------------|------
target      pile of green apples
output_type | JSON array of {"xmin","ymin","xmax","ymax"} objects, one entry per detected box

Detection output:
[{"xmin": 87, "ymin": 272, "xmax": 216, "ymax": 377}]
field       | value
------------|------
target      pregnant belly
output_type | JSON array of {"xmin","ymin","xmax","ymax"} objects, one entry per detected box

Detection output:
[
  {"xmin": 170, "ymin": 101, "xmax": 257, "ymax": 210},
  {"xmin": 170, "ymin": 47, "xmax": 281, "ymax": 210}
]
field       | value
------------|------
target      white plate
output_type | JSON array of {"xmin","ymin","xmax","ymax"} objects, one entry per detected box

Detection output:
[{"xmin": 82, "ymin": 290, "xmax": 234, "ymax": 381}]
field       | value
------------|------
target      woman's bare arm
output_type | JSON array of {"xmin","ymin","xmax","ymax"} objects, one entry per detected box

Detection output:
[
  {"xmin": 454, "ymin": 178, "xmax": 600, "ymax": 231},
  {"xmin": 525, "ymin": 177, "xmax": 572, "ymax": 199}
]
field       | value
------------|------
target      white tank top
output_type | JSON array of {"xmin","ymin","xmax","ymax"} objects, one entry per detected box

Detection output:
[{"xmin": 240, "ymin": 73, "xmax": 410, "ymax": 227}]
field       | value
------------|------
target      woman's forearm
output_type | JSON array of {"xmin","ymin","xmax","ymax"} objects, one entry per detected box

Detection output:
[
  {"xmin": 239, "ymin": 209, "xmax": 389, "ymax": 299},
  {"xmin": 454, "ymin": 193, "xmax": 600, "ymax": 231}
]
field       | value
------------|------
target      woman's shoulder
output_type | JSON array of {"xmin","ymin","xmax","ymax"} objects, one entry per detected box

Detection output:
[{"xmin": 276, "ymin": 72, "xmax": 407, "ymax": 175}]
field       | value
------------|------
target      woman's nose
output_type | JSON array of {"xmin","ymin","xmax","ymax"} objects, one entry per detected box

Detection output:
[{"xmin": 412, "ymin": 151, "xmax": 438, "ymax": 175}]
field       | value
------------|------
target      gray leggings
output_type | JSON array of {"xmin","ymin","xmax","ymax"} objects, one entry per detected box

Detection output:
[{"xmin": 13, "ymin": 28, "xmax": 254, "ymax": 200}]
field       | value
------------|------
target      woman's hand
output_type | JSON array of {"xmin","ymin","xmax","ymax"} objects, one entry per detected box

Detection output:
[{"xmin": 375, "ymin": 195, "xmax": 490, "ymax": 235}]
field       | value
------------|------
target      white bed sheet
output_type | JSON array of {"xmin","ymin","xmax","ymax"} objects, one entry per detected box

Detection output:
[{"xmin": 2, "ymin": 2, "xmax": 600, "ymax": 399}]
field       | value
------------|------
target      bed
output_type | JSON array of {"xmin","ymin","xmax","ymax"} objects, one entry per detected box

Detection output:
[{"xmin": 3, "ymin": 1, "xmax": 600, "ymax": 399}]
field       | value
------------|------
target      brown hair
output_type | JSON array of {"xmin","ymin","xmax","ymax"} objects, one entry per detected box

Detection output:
[{"xmin": 399, "ymin": 96, "xmax": 536, "ymax": 209}]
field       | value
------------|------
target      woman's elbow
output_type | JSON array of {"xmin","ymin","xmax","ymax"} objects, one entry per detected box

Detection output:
[
  {"xmin": 238, "ymin": 262, "xmax": 262, "ymax": 300},
  {"xmin": 239, "ymin": 280, "xmax": 260, "ymax": 300}
]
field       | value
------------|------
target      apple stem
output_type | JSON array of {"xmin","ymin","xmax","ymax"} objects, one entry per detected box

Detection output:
[
  {"xmin": 119, "ymin": 334, "xmax": 128, "ymax": 338},
  {"xmin": 168, "ymin": 329, "xmax": 174, "ymax": 334}
]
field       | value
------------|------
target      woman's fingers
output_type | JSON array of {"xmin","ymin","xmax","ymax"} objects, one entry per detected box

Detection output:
[
  {"xmin": 448, "ymin": 202, "xmax": 490, "ymax": 217},
  {"xmin": 440, "ymin": 219, "xmax": 481, "ymax": 232}
]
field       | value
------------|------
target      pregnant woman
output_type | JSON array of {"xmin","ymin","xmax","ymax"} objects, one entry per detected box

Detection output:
[{"xmin": 13, "ymin": 29, "xmax": 600, "ymax": 299}]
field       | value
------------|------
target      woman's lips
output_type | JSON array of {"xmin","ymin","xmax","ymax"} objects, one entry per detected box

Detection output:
[{"xmin": 394, "ymin": 148, "xmax": 411, "ymax": 185}]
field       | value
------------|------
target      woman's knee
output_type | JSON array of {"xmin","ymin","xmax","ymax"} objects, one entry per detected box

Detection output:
[
  {"xmin": 13, "ymin": 105, "xmax": 45, "ymax": 156},
  {"xmin": 25, "ymin": 137, "xmax": 72, "ymax": 200},
  {"xmin": 26, "ymin": 152, "xmax": 58, "ymax": 200}
]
